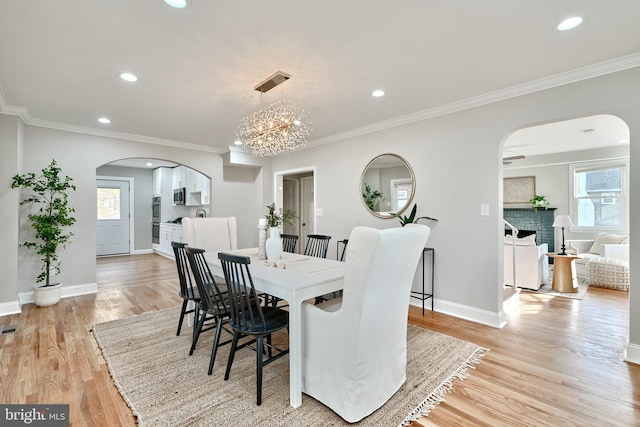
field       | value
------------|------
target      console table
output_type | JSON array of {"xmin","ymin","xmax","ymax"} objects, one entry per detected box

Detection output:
[{"xmin": 411, "ymin": 247, "xmax": 434, "ymax": 314}]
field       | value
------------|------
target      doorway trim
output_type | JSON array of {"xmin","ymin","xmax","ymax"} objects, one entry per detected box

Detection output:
[
  {"xmin": 274, "ymin": 166, "xmax": 317, "ymax": 235},
  {"xmin": 97, "ymin": 175, "xmax": 135, "ymax": 255}
]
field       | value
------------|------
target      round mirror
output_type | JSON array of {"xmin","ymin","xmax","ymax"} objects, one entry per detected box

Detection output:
[{"xmin": 360, "ymin": 153, "xmax": 415, "ymax": 218}]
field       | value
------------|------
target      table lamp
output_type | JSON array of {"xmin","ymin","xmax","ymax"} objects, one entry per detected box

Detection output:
[{"xmin": 552, "ymin": 215, "xmax": 574, "ymax": 255}]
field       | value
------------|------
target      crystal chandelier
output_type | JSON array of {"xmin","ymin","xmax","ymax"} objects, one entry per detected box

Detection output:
[{"xmin": 236, "ymin": 71, "xmax": 312, "ymax": 157}]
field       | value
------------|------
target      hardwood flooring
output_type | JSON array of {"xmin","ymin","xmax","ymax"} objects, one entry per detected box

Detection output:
[{"xmin": 0, "ymin": 253, "xmax": 638, "ymax": 426}]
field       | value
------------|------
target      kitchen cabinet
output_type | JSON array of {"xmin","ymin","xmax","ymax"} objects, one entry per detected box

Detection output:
[
  {"xmin": 157, "ymin": 223, "xmax": 183, "ymax": 258},
  {"xmin": 153, "ymin": 167, "xmax": 170, "ymax": 196},
  {"xmin": 170, "ymin": 166, "xmax": 211, "ymax": 206}
]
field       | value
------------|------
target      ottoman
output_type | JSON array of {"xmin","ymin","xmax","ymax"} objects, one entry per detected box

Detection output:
[{"xmin": 586, "ymin": 257, "xmax": 630, "ymax": 291}]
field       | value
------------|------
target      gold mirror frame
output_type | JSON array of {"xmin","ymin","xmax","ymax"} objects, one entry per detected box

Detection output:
[{"xmin": 360, "ymin": 153, "xmax": 416, "ymax": 219}]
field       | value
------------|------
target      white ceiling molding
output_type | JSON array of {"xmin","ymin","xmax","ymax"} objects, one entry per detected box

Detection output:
[
  {"xmin": 2, "ymin": 54, "xmax": 639, "ymax": 155},
  {"xmin": 306, "ymin": 53, "xmax": 640, "ymax": 150}
]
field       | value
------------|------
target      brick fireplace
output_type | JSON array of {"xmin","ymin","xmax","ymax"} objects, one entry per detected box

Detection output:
[{"xmin": 504, "ymin": 208, "xmax": 556, "ymax": 253}]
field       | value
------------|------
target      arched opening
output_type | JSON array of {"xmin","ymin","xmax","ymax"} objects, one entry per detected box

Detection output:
[
  {"xmin": 95, "ymin": 157, "xmax": 212, "ymax": 258},
  {"xmin": 500, "ymin": 114, "xmax": 630, "ymax": 312}
]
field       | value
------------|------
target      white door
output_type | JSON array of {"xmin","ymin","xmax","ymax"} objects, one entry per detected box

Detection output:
[
  {"xmin": 300, "ymin": 176, "xmax": 314, "ymax": 247},
  {"xmin": 96, "ymin": 179, "xmax": 130, "ymax": 256},
  {"xmin": 282, "ymin": 178, "xmax": 299, "ymax": 240}
]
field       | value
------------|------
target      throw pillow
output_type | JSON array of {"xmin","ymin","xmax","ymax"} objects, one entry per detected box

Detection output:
[{"xmin": 588, "ymin": 233, "xmax": 628, "ymax": 255}]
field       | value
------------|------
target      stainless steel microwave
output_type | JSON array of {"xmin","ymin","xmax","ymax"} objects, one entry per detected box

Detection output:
[{"xmin": 173, "ymin": 187, "xmax": 185, "ymax": 205}]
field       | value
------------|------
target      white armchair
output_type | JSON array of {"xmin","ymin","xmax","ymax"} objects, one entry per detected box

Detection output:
[
  {"xmin": 503, "ymin": 234, "xmax": 549, "ymax": 290},
  {"xmin": 300, "ymin": 224, "xmax": 430, "ymax": 423}
]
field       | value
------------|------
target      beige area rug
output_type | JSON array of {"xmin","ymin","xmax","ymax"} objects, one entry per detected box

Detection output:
[
  {"xmin": 92, "ymin": 307, "xmax": 487, "ymax": 427},
  {"xmin": 527, "ymin": 276, "xmax": 589, "ymax": 300}
]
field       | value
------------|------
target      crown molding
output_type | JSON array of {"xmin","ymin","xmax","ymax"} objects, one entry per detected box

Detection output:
[
  {"xmin": 308, "ymin": 53, "xmax": 640, "ymax": 149},
  {"xmin": 26, "ymin": 117, "xmax": 225, "ymax": 153},
  {"xmin": 2, "ymin": 53, "xmax": 639, "ymax": 154}
]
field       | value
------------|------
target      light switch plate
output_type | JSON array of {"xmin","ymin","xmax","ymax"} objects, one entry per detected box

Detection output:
[
  {"xmin": 316, "ymin": 208, "xmax": 323, "ymax": 216},
  {"xmin": 480, "ymin": 204, "xmax": 489, "ymax": 216}
]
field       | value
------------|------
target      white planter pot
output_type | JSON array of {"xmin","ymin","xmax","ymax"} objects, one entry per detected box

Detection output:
[
  {"xmin": 34, "ymin": 283, "xmax": 62, "ymax": 307},
  {"xmin": 266, "ymin": 227, "xmax": 282, "ymax": 261}
]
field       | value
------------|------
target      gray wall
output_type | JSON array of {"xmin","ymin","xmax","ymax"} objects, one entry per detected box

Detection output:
[
  {"xmin": 0, "ymin": 115, "xmax": 21, "ymax": 311},
  {"xmin": 2, "ymin": 125, "xmax": 261, "ymax": 297},
  {"xmin": 1, "ymin": 66, "xmax": 639, "ymax": 362},
  {"xmin": 96, "ymin": 164, "xmax": 154, "ymax": 251},
  {"xmin": 269, "ymin": 68, "xmax": 640, "ymax": 354},
  {"xmin": 504, "ymin": 144, "xmax": 630, "ymax": 245}
]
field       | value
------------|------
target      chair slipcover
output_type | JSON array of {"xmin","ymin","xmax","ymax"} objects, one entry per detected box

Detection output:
[
  {"xmin": 182, "ymin": 217, "xmax": 237, "ymax": 254},
  {"xmin": 301, "ymin": 224, "xmax": 430, "ymax": 422}
]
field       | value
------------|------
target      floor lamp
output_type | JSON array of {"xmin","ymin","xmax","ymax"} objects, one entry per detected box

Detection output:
[{"xmin": 552, "ymin": 215, "xmax": 574, "ymax": 255}]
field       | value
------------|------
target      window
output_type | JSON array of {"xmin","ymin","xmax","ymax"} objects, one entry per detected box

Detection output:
[
  {"xmin": 97, "ymin": 188, "xmax": 121, "ymax": 220},
  {"xmin": 570, "ymin": 159, "xmax": 628, "ymax": 232}
]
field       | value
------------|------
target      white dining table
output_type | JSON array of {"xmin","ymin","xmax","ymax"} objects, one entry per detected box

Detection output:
[{"xmin": 205, "ymin": 248, "xmax": 345, "ymax": 408}]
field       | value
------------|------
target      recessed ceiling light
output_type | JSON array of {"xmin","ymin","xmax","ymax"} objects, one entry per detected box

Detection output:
[
  {"xmin": 557, "ymin": 17, "xmax": 583, "ymax": 31},
  {"xmin": 97, "ymin": 117, "xmax": 111, "ymax": 124},
  {"xmin": 164, "ymin": 0, "xmax": 187, "ymax": 8},
  {"xmin": 119, "ymin": 72, "xmax": 138, "ymax": 82},
  {"xmin": 234, "ymin": 140, "xmax": 243, "ymax": 146},
  {"xmin": 372, "ymin": 89, "xmax": 385, "ymax": 97},
  {"xmin": 146, "ymin": 162, "xmax": 153, "ymax": 167}
]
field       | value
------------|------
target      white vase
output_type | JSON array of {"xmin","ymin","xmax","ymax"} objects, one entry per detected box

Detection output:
[
  {"xmin": 34, "ymin": 283, "xmax": 62, "ymax": 307},
  {"xmin": 266, "ymin": 227, "xmax": 282, "ymax": 261}
]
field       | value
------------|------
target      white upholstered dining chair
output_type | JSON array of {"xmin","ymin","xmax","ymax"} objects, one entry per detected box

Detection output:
[
  {"xmin": 301, "ymin": 224, "xmax": 430, "ymax": 423},
  {"xmin": 181, "ymin": 217, "xmax": 237, "ymax": 254}
]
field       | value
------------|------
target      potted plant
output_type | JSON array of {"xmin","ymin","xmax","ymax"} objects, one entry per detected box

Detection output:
[
  {"xmin": 264, "ymin": 203, "xmax": 298, "ymax": 260},
  {"xmin": 529, "ymin": 195, "xmax": 549, "ymax": 212},
  {"xmin": 390, "ymin": 204, "xmax": 438, "ymax": 227},
  {"xmin": 11, "ymin": 159, "xmax": 77, "ymax": 306},
  {"xmin": 362, "ymin": 183, "xmax": 383, "ymax": 211}
]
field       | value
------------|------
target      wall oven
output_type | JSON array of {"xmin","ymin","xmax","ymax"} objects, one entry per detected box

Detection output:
[{"xmin": 152, "ymin": 196, "xmax": 161, "ymax": 244}]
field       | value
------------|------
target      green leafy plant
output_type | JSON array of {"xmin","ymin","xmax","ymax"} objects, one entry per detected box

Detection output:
[
  {"xmin": 11, "ymin": 159, "xmax": 77, "ymax": 286},
  {"xmin": 529, "ymin": 195, "xmax": 549, "ymax": 212},
  {"xmin": 362, "ymin": 183, "xmax": 383, "ymax": 211},
  {"xmin": 265, "ymin": 202, "xmax": 298, "ymax": 228},
  {"xmin": 390, "ymin": 204, "xmax": 438, "ymax": 227}
]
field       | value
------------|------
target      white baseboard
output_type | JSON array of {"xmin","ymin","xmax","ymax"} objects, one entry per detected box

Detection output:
[
  {"xmin": 409, "ymin": 298, "xmax": 504, "ymax": 328},
  {"xmin": 133, "ymin": 249, "xmax": 154, "ymax": 255},
  {"xmin": 0, "ymin": 300, "xmax": 22, "ymax": 317},
  {"xmin": 625, "ymin": 342, "xmax": 640, "ymax": 365},
  {"xmin": 18, "ymin": 282, "xmax": 98, "ymax": 305}
]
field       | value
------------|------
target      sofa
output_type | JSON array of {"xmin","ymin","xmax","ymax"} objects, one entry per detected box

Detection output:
[
  {"xmin": 504, "ymin": 233, "xmax": 549, "ymax": 290},
  {"xmin": 566, "ymin": 232, "xmax": 629, "ymax": 278}
]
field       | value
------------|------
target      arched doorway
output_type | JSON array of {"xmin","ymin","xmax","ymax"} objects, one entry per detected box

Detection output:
[{"xmin": 500, "ymin": 114, "xmax": 630, "ymax": 307}]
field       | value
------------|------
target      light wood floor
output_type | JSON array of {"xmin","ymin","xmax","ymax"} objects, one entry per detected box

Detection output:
[{"xmin": 0, "ymin": 253, "xmax": 638, "ymax": 426}]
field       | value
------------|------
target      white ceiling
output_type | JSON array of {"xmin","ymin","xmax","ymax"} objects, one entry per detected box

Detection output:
[{"xmin": 1, "ymin": 1, "xmax": 639, "ymax": 156}]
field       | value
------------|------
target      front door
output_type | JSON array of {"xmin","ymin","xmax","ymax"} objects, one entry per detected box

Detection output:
[{"xmin": 96, "ymin": 179, "xmax": 130, "ymax": 256}]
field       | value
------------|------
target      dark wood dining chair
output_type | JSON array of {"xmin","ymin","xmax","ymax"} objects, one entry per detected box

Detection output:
[
  {"xmin": 172, "ymin": 242, "xmax": 200, "ymax": 338},
  {"xmin": 280, "ymin": 234, "xmax": 298, "ymax": 253},
  {"xmin": 218, "ymin": 252, "xmax": 289, "ymax": 406},
  {"xmin": 185, "ymin": 247, "xmax": 233, "ymax": 375},
  {"xmin": 304, "ymin": 234, "xmax": 331, "ymax": 259}
]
